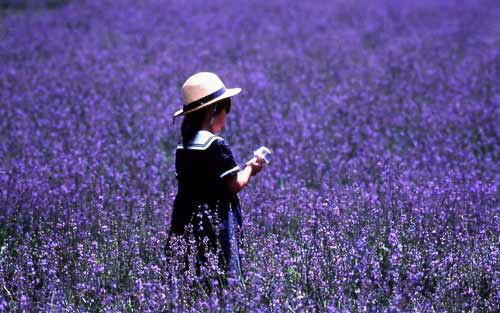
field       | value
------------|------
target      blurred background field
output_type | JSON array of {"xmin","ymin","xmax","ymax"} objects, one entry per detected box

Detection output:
[{"xmin": 0, "ymin": 0, "xmax": 498, "ymax": 311}]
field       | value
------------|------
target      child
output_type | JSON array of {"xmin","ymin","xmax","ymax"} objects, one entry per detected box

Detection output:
[{"xmin": 165, "ymin": 72, "xmax": 265, "ymax": 288}]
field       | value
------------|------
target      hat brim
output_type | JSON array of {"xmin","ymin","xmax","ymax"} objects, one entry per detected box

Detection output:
[{"xmin": 173, "ymin": 87, "xmax": 241, "ymax": 117}]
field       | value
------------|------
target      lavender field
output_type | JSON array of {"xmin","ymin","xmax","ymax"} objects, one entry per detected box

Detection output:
[{"xmin": 0, "ymin": 0, "xmax": 499, "ymax": 311}]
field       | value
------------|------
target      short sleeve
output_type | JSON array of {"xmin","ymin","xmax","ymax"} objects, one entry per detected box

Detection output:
[{"xmin": 213, "ymin": 139, "xmax": 240, "ymax": 179}]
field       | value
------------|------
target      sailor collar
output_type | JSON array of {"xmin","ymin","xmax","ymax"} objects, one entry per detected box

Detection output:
[{"xmin": 176, "ymin": 130, "xmax": 223, "ymax": 150}]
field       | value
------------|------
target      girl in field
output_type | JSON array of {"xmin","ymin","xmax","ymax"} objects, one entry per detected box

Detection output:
[{"xmin": 165, "ymin": 72, "xmax": 265, "ymax": 288}]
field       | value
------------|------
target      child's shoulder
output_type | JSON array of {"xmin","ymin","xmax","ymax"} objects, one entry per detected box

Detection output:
[
  {"xmin": 207, "ymin": 136, "xmax": 232, "ymax": 155},
  {"xmin": 176, "ymin": 131, "xmax": 225, "ymax": 151}
]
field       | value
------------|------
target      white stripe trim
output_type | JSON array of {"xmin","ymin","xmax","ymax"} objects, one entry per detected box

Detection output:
[
  {"xmin": 176, "ymin": 136, "xmax": 222, "ymax": 150},
  {"xmin": 176, "ymin": 130, "xmax": 224, "ymax": 150},
  {"xmin": 219, "ymin": 165, "xmax": 240, "ymax": 178}
]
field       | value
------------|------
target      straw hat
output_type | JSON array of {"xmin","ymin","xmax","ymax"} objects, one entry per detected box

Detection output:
[{"xmin": 173, "ymin": 72, "xmax": 241, "ymax": 117}]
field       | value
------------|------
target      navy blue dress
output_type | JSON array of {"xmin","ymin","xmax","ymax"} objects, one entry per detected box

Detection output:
[{"xmin": 165, "ymin": 130, "xmax": 243, "ymax": 281}]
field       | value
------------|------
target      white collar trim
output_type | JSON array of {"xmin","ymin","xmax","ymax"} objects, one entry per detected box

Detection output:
[{"xmin": 176, "ymin": 130, "xmax": 223, "ymax": 150}]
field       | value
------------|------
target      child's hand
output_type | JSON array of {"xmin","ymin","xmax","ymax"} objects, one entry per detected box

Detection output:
[{"xmin": 246, "ymin": 157, "xmax": 265, "ymax": 176}]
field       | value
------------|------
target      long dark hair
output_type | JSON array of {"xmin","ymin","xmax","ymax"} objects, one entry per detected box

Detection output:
[
  {"xmin": 181, "ymin": 108, "xmax": 207, "ymax": 147},
  {"xmin": 180, "ymin": 98, "xmax": 232, "ymax": 147}
]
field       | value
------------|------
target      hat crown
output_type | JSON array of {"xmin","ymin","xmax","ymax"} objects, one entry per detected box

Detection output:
[{"xmin": 182, "ymin": 72, "xmax": 226, "ymax": 105}]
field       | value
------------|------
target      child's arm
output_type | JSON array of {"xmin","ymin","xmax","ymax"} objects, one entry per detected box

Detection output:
[{"xmin": 225, "ymin": 158, "xmax": 264, "ymax": 193}]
